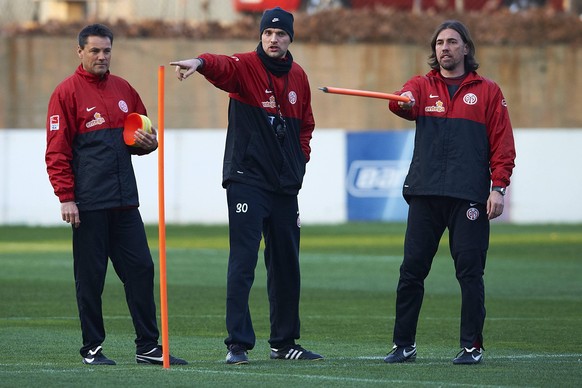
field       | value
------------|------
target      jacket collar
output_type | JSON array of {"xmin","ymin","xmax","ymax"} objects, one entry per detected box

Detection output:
[
  {"xmin": 427, "ymin": 69, "xmax": 481, "ymax": 83},
  {"xmin": 75, "ymin": 64, "xmax": 110, "ymax": 83}
]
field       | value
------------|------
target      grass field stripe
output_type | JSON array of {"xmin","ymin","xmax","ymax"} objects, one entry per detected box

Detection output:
[
  {"xmin": 170, "ymin": 368, "xmax": 504, "ymax": 387},
  {"xmin": 0, "ymin": 367, "xmax": 507, "ymax": 387},
  {"xmin": 349, "ymin": 354, "xmax": 582, "ymax": 360},
  {"xmin": 3, "ymin": 314, "xmax": 582, "ymax": 322}
]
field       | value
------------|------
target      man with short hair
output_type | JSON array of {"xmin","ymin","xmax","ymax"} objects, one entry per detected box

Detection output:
[
  {"xmin": 170, "ymin": 7, "xmax": 322, "ymax": 365},
  {"xmin": 46, "ymin": 23, "xmax": 187, "ymax": 366}
]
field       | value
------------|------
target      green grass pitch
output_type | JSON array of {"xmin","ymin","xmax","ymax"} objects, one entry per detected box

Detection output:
[{"xmin": 1, "ymin": 223, "xmax": 581, "ymax": 387}]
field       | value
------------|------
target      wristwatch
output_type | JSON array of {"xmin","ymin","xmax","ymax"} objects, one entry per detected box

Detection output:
[{"xmin": 491, "ymin": 186, "xmax": 506, "ymax": 196}]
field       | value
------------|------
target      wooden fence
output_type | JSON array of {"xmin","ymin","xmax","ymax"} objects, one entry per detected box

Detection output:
[{"xmin": 1, "ymin": 37, "xmax": 580, "ymax": 129}]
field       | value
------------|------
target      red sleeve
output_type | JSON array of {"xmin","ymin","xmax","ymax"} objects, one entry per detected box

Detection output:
[
  {"xmin": 388, "ymin": 76, "xmax": 423, "ymax": 121},
  {"xmin": 197, "ymin": 53, "xmax": 245, "ymax": 94},
  {"xmin": 487, "ymin": 83, "xmax": 516, "ymax": 188},
  {"xmin": 45, "ymin": 83, "xmax": 76, "ymax": 203},
  {"xmin": 300, "ymin": 73, "xmax": 315, "ymax": 162}
]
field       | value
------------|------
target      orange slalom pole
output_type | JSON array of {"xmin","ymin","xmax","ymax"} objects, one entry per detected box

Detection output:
[
  {"xmin": 319, "ymin": 86, "xmax": 411, "ymax": 103},
  {"xmin": 157, "ymin": 65, "xmax": 170, "ymax": 369}
]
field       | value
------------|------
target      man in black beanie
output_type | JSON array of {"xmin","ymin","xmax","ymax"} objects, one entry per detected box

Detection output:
[
  {"xmin": 260, "ymin": 6, "xmax": 294, "ymax": 42},
  {"xmin": 170, "ymin": 7, "xmax": 323, "ymax": 365}
]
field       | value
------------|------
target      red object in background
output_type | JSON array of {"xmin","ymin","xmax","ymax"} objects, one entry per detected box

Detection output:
[
  {"xmin": 233, "ymin": 0, "xmax": 565, "ymax": 13},
  {"xmin": 233, "ymin": 0, "xmax": 302, "ymax": 12},
  {"xmin": 350, "ymin": 0, "xmax": 497, "ymax": 11}
]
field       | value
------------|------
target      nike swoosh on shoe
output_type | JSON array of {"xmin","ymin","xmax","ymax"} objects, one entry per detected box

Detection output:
[
  {"xmin": 403, "ymin": 348, "xmax": 416, "ymax": 357},
  {"xmin": 142, "ymin": 356, "xmax": 163, "ymax": 362}
]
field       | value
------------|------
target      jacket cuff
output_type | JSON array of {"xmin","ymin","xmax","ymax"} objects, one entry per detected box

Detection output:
[{"xmin": 59, "ymin": 194, "xmax": 75, "ymax": 203}]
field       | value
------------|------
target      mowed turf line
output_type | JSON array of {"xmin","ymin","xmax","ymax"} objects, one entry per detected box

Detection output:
[{"xmin": 0, "ymin": 223, "xmax": 581, "ymax": 387}]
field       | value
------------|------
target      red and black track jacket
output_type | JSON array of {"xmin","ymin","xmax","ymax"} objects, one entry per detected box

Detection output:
[
  {"xmin": 198, "ymin": 51, "xmax": 315, "ymax": 195},
  {"xmin": 389, "ymin": 70, "xmax": 516, "ymax": 204},
  {"xmin": 46, "ymin": 64, "xmax": 152, "ymax": 211}
]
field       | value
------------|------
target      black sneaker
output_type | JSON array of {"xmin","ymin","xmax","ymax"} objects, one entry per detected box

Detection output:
[
  {"xmin": 453, "ymin": 347, "xmax": 483, "ymax": 365},
  {"xmin": 136, "ymin": 346, "xmax": 188, "ymax": 365},
  {"xmin": 270, "ymin": 344, "xmax": 324, "ymax": 360},
  {"xmin": 383, "ymin": 344, "xmax": 417, "ymax": 363},
  {"xmin": 82, "ymin": 346, "xmax": 116, "ymax": 365},
  {"xmin": 226, "ymin": 344, "xmax": 249, "ymax": 365}
]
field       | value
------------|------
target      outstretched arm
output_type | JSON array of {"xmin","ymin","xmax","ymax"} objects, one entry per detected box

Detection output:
[{"xmin": 170, "ymin": 58, "xmax": 204, "ymax": 81}]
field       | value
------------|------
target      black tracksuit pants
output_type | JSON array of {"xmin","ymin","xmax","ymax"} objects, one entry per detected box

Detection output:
[
  {"xmin": 392, "ymin": 196, "xmax": 489, "ymax": 349},
  {"xmin": 224, "ymin": 182, "xmax": 301, "ymax": 350},
  {"xmin": 72, "ymin": 208, "xmax": 159, "ymax": 356}
]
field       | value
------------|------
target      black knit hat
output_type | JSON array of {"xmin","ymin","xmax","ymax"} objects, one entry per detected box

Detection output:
[{"xmin": 260, "ymin": 7, "xmax": 294, "ymax": 42}]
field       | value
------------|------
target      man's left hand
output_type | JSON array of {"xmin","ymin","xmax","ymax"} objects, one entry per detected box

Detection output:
[
  {"xmin": 487, "ymin": 191, "xmax": 504, "ymax": 220},
  {"xmin": 133, "ymin": 127, "xmax": 158, "ymax": 151}
]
